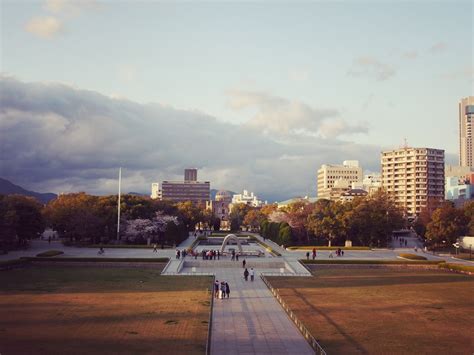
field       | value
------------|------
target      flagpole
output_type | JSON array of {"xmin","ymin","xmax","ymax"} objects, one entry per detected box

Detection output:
[{"xmin": 117, "ymin": 167, "xmax": 122, "ymax": 240}]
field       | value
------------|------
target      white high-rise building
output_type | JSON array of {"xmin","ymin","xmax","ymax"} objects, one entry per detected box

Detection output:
[
  {"xmin": 381, "ymin": 147, "xmax": 445, "ymax": 216},
  {"xmin": 459, "ymin": 97, "xmax": 474, "ymax": 168},
  {"xmin": 317, "ymin": 160, "xmax": 363, "ymax": 199}
]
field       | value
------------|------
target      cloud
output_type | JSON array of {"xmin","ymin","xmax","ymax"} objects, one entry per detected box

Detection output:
[
  {"xmin": 24, "ymin": 16, "xmax": 63, "ymax": 38},
  {"xmin": 401, "ymin": 50, "xmax": 418, "ymax": 60},
  {"xmin": 226, "ymin": 90, "xmax": 367, "ymax": 139},
  {"xmin": 0, "ymin": 76, "xmax": 381, "ymax": 201},
  {"xmin": 428, "ymin": 41, "xmax": 448, "ymax": 53},
  {"xmin": 348, "ymin": 56, "xmax": 396, "ymax": 81},
  {"xmin": 44, "ymin": 0, "xmax": 99, "ymax": 16},
  {"xmin": 288, "ymin": 69, "xmax": 310, "ymax": 82}
]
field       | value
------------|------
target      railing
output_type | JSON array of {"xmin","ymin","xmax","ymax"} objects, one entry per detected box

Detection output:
[
  {"xmin": 206, "ymin": 275, "xmax": 215, "ymax": 355},
  {"xmin": 261, "ymin": 275, "xmax": 327, "ymax": 355}
]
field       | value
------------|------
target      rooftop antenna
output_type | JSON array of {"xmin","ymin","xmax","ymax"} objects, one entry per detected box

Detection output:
[
  {"xmin": 117, "ymin": 167, "xmax": 122, "ymax": 240},
  {"xmin": 403, "ymin": 137, "xmax": 408, "ymax": 149}
]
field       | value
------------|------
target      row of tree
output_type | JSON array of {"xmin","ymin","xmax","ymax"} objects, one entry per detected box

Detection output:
[{"xmin": 1, "ymin": 190, "xmax": 473, "ymax": 250}]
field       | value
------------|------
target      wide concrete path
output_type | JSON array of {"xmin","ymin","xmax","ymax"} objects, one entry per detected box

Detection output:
[{"xmin": 182, "ymin": 266, "xmax": 314, "ymax": 355}]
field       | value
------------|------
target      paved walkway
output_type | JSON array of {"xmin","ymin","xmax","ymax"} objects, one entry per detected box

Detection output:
[{"xmin": 181, "ymin": 265, "xmax": 314, "ymax": 355}]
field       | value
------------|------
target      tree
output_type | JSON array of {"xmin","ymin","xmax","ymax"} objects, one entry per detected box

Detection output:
[
  {"xmin": 306, "ymin": 200, "xmax": 347, "ymax": 246},
  {"xmin": 426, "ymin": 202, "xmax": 468, "ymax": 246},
  {"xmin": 176, "ymin": 201, "xmax": 204, "ymax": 231},
  {"xmin": 0, "ymin": 194, "xmax": 45, "ymax": 249},
  {"xmin": 243, "ymin": 208, "xmax": 265, "ymax": 231},
  {"xmin": 462, "ymin": 201, "xmax": 474, "ymax": 235},
  {"xmin": 229, "ymin": 203, "xmax": 251, "ymax": 231}
]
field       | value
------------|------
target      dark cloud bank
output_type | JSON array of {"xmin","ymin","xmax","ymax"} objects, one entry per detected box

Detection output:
[{"xmin": 0, "ymin": 76, "xmax": 383, "ymax": 201}]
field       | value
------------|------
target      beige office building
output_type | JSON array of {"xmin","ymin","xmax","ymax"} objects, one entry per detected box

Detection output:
[
  {"xmin": 161, "ymin": 169, "xmax": 210, "ymax": 204},
  {"xmin": 317, "ymin": 160, "xmax": 363, "ymax": 199},
  {"xmin": 381, "ymin": 147, "xmax": 445, "ymax": 216},
  {"xmin": 459, "ymin": 97, "xmax": 474, "ymax": 168}
]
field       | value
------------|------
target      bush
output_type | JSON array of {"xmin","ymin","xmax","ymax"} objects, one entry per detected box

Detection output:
[
  {"xmin": 36, "ymin": 250, "xmax": 64, "ymax": 257},
  {"xmin": 0, "ymin": 259, "xmax": 29, "ymax": 268},
  {"xmin": 301, "ymin": 259, "xmax": 443, "ymax": 265},
  {"xmin": 438, "ymin": 262, "xmax": 474, "ymax": 273},
  {"xmin": 398, "ymin": 253, "xmax": 427, "ymax": 261},
  {"xmin": 20, "ymin": 257, "xmax": 169, "ymax": 263}
]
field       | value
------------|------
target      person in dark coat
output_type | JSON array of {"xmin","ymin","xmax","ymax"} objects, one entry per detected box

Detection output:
[
  {"xmin": 225, "ymin": 282, "xmax": 230, "ymax": 298},
  {"xmin": 244, "ymin": 268, "xmax": 249, "ymax": 281},
  {"xmin": 242, "ymin": 259, "xmax": 246, "ymax": 268}
]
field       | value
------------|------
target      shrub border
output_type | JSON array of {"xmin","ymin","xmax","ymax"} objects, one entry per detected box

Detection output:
[
  {"xmin": 397, "ymin": 253, "xmax": 428, "ymax": 261},
  {"xmin": 438, "ymin": 262, "xmax": 474, "ymax": 275},
  {"xmin": 206, "ymin": 275, "xmax": 215, "ymax": 355},
  {"xmin": 0, "ymin": 259, "xmax": 29, "ymax": 270},
  {"xmin": 20, "ymin": 257, "xmax": 169, "ymax": 263},
  {"xmin": 36, "ymin": 250, "xmax": 64, "ymax": 257}
]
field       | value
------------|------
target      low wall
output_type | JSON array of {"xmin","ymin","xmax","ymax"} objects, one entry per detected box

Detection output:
[
  {"xmin": 183, "ymin": 260, "xmax": 286, "ymax": 269},
  {"xmin": 27, "ymin": 261, "xmax": 167, "ymax": 269}
]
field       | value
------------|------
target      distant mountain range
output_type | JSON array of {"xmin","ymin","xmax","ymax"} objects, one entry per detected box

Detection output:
[{"xmin": 0, "ymin": 178, "xmax": 57, "ymax": 204}]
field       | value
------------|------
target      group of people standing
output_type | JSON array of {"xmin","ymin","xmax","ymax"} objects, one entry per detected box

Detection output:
[
  {"xmin": 175, "ymin": 249, "xmax": 189, "ymax": 259},
  {"xmin": 214, "ymin": 280, "xmax": 230, "ymax": 299},
  {"xmin": 202, "ymin": 249, "xmax": 220, "ymax": 260}
]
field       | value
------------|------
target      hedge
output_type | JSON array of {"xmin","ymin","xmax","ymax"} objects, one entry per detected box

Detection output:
[
  {"xmin": 438, "ymin": 262, "xmax": 474, "ymax": 273},
  {"xmin": 287, "ymin": 246, "xmax": 371, "ymax": 251},
  {"xmin": 0, "ymin": 259, "xmax": 28, "ymax": 268},
  {"xmin": 398, "ymin": 253, "xmax": 427, "ymax": 261},
  {"xmin": 20, "ymin": 257, "xmax": 169, "ymax": 263},
  {"xmin": 300, "ymin": 259, "xmax": 444, "ymax": 265},
  {"xmin": 36, "ymin": 250, "xmax": 64, "ymax": 257}
]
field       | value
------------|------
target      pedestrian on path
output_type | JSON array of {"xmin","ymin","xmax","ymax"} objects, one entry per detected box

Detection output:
[
  {"xmin": 236, "ymin": 253, "xmax": 239, "ymax": 261},
  {"xmin": 225, "ymin": 282, "xmax": 230, "ymax": 298},
  {"xmin": 306, "ymin": 251, "xmax": 310, "ymax": 260},
  {"xmin": 312, "ymin": 248, "xmax": 316, "ymax": 260},
  {"xmin": 244, "ymin": 268, "xmax": 249, "ymax": 281},
  {"xmin": 98, "ymin": 247, "xmax": 105, "ymax": 255},
  {"xmin": 214, "ymin": 280, "xmax": 219, "ymax": 298},
  {"xmin": 242, "ymin": 259, "xmax": 246, "ymax": 268},
  {"xmin": 328, "ymin": 251, "xmax": 333, "ymax": 258},
  {"xmin": 153, "ymin": 244, "xmax": 158, "ymax": 253},
  {"xmin": 250, "ymin": 267, "xmax": 255, "ymax": 282},
  {"xmin": 220, "ymin": 281, "xmax": 226, "ymax": 299}
]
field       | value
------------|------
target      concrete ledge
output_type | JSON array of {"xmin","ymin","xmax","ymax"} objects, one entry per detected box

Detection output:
[{"xmin": 183, "ymin": 260, "xmax": 286, "ymax": 269}]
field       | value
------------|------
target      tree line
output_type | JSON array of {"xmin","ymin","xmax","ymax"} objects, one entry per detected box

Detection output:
[{"xmin": 1, "ymin": 191, "xmax": 473, "ymax": 251}]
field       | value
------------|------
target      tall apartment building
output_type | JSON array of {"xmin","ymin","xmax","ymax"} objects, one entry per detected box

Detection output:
[
  {"xmin": 381, "ymin": 147, "xmax": 445, "ymax": 216},
  {"xmin": 459, "ymin": 97, "xmax": 474, "ymax": 168},
  {"xmin": 150, "ymin": 182, "xmax": 161, "ymax": 199},
  {"xmin": 161, "ymin": 169, "xmax": 210, "ymax": 204},
  {"xmin": 317, "ymin": 160, "xmax": 363, "ymax": 200}
]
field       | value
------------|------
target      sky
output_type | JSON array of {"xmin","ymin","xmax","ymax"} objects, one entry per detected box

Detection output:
[{"xmin": 0, "ymin": 0, "xmax": 473, "ymax": 202}]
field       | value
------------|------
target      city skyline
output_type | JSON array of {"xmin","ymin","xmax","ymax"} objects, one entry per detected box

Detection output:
[{"xmin": 0, "ymin": 0, "xmax": 472, "ymax": 201}]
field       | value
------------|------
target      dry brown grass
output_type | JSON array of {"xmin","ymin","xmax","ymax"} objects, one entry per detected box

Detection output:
[
  {"xmin": 268, "ymin": 268, "xmax": 474, "ymax": 355},
  {"xmin": 0, "ymin": 266, "xmax": 212, "ymax": 355}
]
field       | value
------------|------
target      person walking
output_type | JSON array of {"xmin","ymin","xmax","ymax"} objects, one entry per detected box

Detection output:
[
  {"xmin": 48, "ymin": 236, "xmax": 51, "ymax": 244},
  {"xmin": 220, "ymin": 281, "xmax": 226, "ymax": 299},
  {"xmin": 236, "ymin": 253, "xmax": 239, "ymax": 261},
  {"xmin": 217, "ymin": 250, "xmax": 220, "ymax": 260},
  {"xmin": 153, "ymin": 244, "xmax": 158, "ymax": 253},
  {"xmin": 306, "ymin": 251, "xmax": 310, "ymax": 260},
  {"xmin": 250, "ymin": 267, "xmax": 255, "ymax": 282},
  {"xmin": 98, "ymin": 247, "xmax": 105, "ymax": 255},
  {"xmin": 244, "ymin": 268, "xmax": 249, "ymax": 281},
  {"xmin": 225, "ymin": 282, "xmax": 230, "ymax": 298},
  {"xmin": 328, "ymin": 251, "xmax": 333, "ymax": 258},
  {"xmin": 242, "ymin": 259, "xmax": 246, "ymax": 268},
  {"xmin": 214, "ymin": 280, "xmax": 219, "ymax": 299},
  {"xmin": 312, "ymin": 248, "xmax": 316, "ymax": 260}
]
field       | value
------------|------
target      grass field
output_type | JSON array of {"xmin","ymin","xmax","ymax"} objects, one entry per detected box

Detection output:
[
  {"xmin": 268, "ymin": 268, "xmax": 474, "ymax": 354},
  {"xmin": 0, "ymin": 266, "xmax": 212, "ymax": 355}
]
